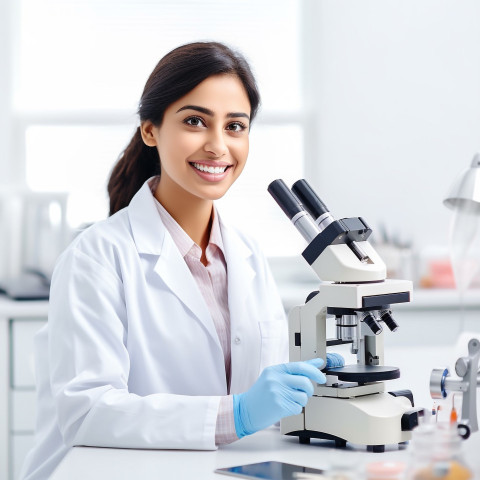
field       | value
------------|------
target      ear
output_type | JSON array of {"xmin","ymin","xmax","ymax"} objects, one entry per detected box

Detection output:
[{"xmin": 140, "ymin": 120, "xmax": 158, "ymax": 147}]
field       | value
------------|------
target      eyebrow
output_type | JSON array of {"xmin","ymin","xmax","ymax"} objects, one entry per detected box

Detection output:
[{"xmin": 176, "ymin": 105, "xmax": 250, "ymax": 120}]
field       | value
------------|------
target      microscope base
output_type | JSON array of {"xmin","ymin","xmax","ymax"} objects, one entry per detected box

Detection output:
[{"xmin": 281, "ymin": 392, "xmax": 415, "ymax": 449}]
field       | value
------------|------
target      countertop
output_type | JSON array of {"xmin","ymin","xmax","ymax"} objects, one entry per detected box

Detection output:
[{"xmin": 50, "ymin": 344, "xmax": 480, "ymax": 479}]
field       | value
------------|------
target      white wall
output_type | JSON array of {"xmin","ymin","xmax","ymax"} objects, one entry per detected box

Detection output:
[
  {"xmin": 4, "ymin": 1, "xmax": 480, "ymax": 254},
  {"xmin": 309, "ymin": 1, "xmax": 480, "ymax": 251},
  {"xmin": 0, "ymin": 0, "xmax": 13, "ymax": 186}
]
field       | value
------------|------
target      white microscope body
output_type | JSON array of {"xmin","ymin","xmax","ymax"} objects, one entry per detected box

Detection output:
[{"xmin": 268, "ymin": 179, "xmax": 420, "ymax": 451}]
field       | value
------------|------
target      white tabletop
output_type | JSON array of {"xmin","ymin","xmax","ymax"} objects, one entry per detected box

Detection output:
[
  {"xmin": 51, "ymin": 425, "xmax": 480, "ymax": 480},
  {"xmin": 50, "ymin": 344, "xmax": 480, "ymax": 480}
]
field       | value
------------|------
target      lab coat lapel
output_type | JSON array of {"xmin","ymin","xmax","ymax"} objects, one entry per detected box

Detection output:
[
  {"xmin": 220, "ymin": 218, "xmax": 259, "ymax": 392},
  {"xmin": 128, "ymin": 181, "xmax": 221, "ymax": 348},
  {"xmin": 153, "ymin": 234, "xmax": 218, "ymax": 343},
  {"xmin": 220, "ymin": 220, "xmax": 255, "ymax": 316}
]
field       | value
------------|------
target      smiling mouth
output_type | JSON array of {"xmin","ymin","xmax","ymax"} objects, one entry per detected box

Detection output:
[{"xmin": 190, "ymin": 162, "xmax": 232, "ymax": 174}]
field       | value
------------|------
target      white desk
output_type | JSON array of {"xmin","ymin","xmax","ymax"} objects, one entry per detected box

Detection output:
[
  {"xmin": 50, "ymin": 345, "xmax": 480, "ymax": 479},
  {"xmin": 51, "ymin": 426, "xmax": 480, "ymax": 480}
]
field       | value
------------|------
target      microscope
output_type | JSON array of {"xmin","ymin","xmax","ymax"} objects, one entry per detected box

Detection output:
[{"xmin": 268, "ymin": 179, "xmax": 421, "ymax": 452}]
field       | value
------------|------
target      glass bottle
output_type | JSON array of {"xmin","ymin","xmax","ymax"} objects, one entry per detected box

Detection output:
[{"xmin": 407, "ymin": 423, "xmax": 472, "ymax": 480}]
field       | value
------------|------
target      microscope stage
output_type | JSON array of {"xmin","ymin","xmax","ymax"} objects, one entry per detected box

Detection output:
[{"xmin": 324, "ymin": 365, "xmax": 400, "ymax": 383}]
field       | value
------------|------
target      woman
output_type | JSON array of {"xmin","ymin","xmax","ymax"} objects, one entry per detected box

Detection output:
[{"xmin": 21, "ymin": 42, "xmax": 342, "ymax": 480}]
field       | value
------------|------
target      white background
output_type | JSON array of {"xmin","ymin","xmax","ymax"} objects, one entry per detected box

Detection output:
[{"xmin": 1, "ymin": 0, "xmax": 480, "ymax": 270}]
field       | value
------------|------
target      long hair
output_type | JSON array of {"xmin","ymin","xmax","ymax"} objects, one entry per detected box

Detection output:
[{"xmin": 107, "ymin": 42, "xmax": 261, "ymax": 215}]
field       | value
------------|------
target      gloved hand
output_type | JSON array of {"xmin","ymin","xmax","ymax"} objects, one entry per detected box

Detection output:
[
  {"xmin": 233, "ymin": 358, "xmax": 326, "ymax": 438},
  {"xmin": 325, "ymin": 352, "xmax": 345, "ymax": 368}
]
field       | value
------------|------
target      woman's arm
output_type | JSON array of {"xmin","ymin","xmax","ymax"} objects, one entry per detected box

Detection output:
[{"xmin": 48, "ymin": 247, "xmax": 220, "ymax": 450}]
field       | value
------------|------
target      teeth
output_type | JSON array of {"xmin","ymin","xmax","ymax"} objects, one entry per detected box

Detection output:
[{"xmin": 193, "ymin": 163, "xmax": 228, "ymax": 174}]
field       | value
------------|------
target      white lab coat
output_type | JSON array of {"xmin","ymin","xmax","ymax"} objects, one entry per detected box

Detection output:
[{"xmin": 20, "ymin": 179, "xmax": 289, "ymax": 480}]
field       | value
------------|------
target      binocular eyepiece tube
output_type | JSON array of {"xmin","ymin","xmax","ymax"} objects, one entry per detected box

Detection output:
[
  {"xmin": 291, "ymin": 179, "xmax": 335, "ymax": 232},
  {"xmin": 267, "ymin": 179, "xmax": 320, "ymax": 243},
  {"xmin": 269, "ymin": 178, "xmax": 370, "ymax": 264}
]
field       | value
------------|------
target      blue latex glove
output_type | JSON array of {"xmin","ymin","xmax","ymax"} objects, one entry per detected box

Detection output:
[
  {"xmin": 233, "ymin": 358, "xmax": 326, "ymax": 438},
  {"xmin": 325, "ymin": 352, "xmax": 345, "ymax": 368}
]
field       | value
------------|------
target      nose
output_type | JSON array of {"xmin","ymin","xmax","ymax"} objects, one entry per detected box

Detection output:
[{"xmin": 203, "ymin": 128, "xmax": 228, "ymax": 157}]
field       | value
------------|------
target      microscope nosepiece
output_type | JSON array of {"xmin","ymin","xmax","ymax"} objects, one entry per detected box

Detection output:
[{"xmin": 380, "ymin": 309, "xmax": 399, "ymax": 332}]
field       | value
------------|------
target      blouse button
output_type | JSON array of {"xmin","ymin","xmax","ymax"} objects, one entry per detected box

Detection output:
[{"xmin": 234, "ymin": 337, "xmax": 241, "ymax": 345}]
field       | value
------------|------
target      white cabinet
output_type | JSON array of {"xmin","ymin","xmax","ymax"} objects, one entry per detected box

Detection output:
[
  {"xmin": 0, "ymin": 298, "xmax": 48, "ymax": 480},
  {"xmin": 10, "ymin": 319, "xmax": 46, "ymax": 480}
]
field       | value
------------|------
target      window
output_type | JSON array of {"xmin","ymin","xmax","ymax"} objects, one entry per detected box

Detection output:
[{"xmin": 12, "ymin": 0, "xmax": 312, "ymax": 255}]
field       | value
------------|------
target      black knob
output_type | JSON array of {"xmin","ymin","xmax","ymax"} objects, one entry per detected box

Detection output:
[{"xmin": 401, "ymin": 410, "xmax": 421, "ymax": 431}]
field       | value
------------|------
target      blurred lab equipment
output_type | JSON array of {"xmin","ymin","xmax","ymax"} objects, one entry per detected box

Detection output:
[
  {"xmin": 430, "ymin": 338, "xmax": 480, "ymax": 439},
  {"xmin": 425, "ymin": 155, "xmax": 480, "ymax": 447},
  {"xmin": 373, "ymin": 223, "xmax": 416, "ymax": 284},
  {"xmin": 268, "ymin": 178, "xmax": 421, "ymax": 451},
  {"xmin": 0, "ymin": 189, "xmax": 70, "ymax": 299},
  {"xmin": 365, "ymin": 461, "xmax": 406, "ymax": 480},
  {"xmin": 407, "ymin": 422, "xmax": 473, "ymax": 479},
  {"xmin": 444, "ymin": 153, "xmax": 480, "ymax": 294}
]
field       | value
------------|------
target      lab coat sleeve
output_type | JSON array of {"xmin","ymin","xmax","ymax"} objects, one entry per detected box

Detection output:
[{"xmin": 48, "ymin": 247, "xmax": 220, "ymax": 450}]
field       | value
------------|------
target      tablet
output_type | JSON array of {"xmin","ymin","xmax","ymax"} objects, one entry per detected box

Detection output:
[{"xmin": 215, "ymin": 461, "xmax": 324, "ymax": 479}]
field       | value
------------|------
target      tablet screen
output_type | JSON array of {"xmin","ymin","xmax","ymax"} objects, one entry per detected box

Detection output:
[{"xmin": 215, "ymin": 461, "xmax": 324, "ymax": 479}]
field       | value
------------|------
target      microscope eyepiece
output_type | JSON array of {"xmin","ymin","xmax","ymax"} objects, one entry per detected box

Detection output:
[
  {"xmin": 268, "ymin": 179, "xmax": 306, "ymax": 220},
  {"xmin": 291, "ymin": 179, "xmax": 334, "ymax": 232},
  {"xmin": 292, "ymin": 179, "xmax": 330, "ymax": 217},
  {"xmin": 268, "ymin": 179, "xmax": 321, "ymax": 243}
]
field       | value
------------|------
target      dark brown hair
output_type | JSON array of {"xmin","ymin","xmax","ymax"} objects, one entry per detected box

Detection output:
[{"xmin": 107, "ymin": 41, "xmax": 261, "ymax": 215}]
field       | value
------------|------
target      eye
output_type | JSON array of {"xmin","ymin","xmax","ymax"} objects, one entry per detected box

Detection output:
[
  {"xmin": 226, "ymin": 121, "xmax": 248, "ymax": 133},
  {"xmin": 184, "ymin": 116, "xmax": 206, "ymax": 127}
]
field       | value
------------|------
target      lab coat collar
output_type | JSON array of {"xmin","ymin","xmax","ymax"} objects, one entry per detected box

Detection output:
[
  {"xmin": 128, "ymin": 178, "xmax": 168, "ymax": 255},
  {"xmin": 128, "ymin": 178, "xmax": 254, "ymax": 268},
  {"xmin": 218, "ymin": 213, "xmax": 254, "ymax": 283}
]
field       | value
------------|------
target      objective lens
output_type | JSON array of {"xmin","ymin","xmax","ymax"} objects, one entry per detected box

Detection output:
[
  {"xmin": 380, "ymin": 309, "xmax": 399, "ymax": 332},
  {"xmin": 359, "ymin": 312, "xmax": 383, "ymax": 335}
]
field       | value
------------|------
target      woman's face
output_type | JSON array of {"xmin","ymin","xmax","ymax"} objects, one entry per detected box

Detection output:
[{"xmin": 141, "ymin": 74, "xmax": 251, "ymax": 202}]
